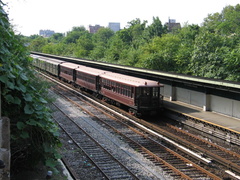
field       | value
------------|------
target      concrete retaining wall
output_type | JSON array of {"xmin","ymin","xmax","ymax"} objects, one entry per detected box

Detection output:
[
  {"xmin": 0, "ymin": 117, "xmax": 10, "ymax": 180},
  {"xmin": 210, "ymin": 95, "xmax": 240, "ymax": 119}
]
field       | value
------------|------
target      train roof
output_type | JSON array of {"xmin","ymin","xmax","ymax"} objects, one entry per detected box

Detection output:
[
  {"xmin": 60, "ymin": 62, "xmax": 81, "ymax": 69},
  {"xmin": 45, "ymin": 58, "xmax": 64, "ymax": 64},
  {"xmin": 100, "ymin": 72, "xmax": 163, "ymax": 87},
  {"xmin": 76, "ymin": 66, "xmax": 107, "ymax": 76},
  {"xmin": 43, "ymin": 59, "xmax": 63, "ymax": 65},
  {"xmin": 31, "ymin": 55, "xmax": 64, "ymax": 64}
]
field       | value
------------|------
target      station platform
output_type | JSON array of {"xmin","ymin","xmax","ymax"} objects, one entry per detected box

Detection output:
[{"xmin": 163, "ymin": 99, "xmax": 240, "ymax": 134}]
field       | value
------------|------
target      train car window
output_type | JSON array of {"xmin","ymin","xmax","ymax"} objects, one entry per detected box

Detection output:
[
  {"xmin": 136, "ymin": 88, "xmax": 140, "ymax": 97},
  {"xmin": 77, "ymin": 73, "xmax": 95, "ymax": 84},
  {"xmin": 152, "ymin": 87, "xmax": 159, "ymax": 97},
  {"xmin": 136, "ymin": 87, "xmax": 151, "ymax": 97},
  {"xmin": 61, "ymin": 67, "xmax": 72, "ymax": 75},
  {"xmin": 117, "ymin": 85, "xmax": 119, "ymax": 94},
  {"xmin": 116, "ymin": 83, "xmax": 119, "ymax": 94},
  {"xmin": 102, "ymin": 79, "xmax": 112, "ymax": 90},
  {"xmin": 123, "ymin": 88, "xmax": 126, "ymax": 96},
  {"xmin": 143, "ymin": 87, "xmax": 150, "ymax": 96},
  {"xmin": 127, "ymin": 86, "xmax": 131, "ymax": 97}
]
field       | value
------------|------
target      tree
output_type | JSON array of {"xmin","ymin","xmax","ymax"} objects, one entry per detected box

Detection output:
[
  {"xmin": 217, "ymin": 4, "xmax": 240, "ymax": 36},
  {"xmin": 92, "ymin": 27, "xmax": 114, "ymax": 44},
  {"xmin": 28, "ymin": 36, "xmax": 47, "ymax": 52},
  {"xmin": 104, "ymin": 35, "xmax": 125, "ymax": 62},
  {"xmin": 25, "ymin": 4, "xmax": 240, "ymax": 81},
  {"xmin": 116, "ymin": 28, "xmax": 132, "ymax": 45},
  {"xmin": 74, "ymin": 33, "xmax": 94, "ymax": 58},
  {"xmin": 190, "ymin": 4, "xmax": 240, "ymax": 80},
  {"xmin": 189, "ymin": 31, "xmax": 229, "ymax": 79},
  {"xmin": 126, "ymin": 18, "xmax": 147, "ymax": 48},
  {"xmin": 175, "ymin": 24, "xmax": 200, "ymax": 74},
  {"xmin": 224, "ymin": 44, "xmax": 240, "ymax": 81},
  {"xmin": 63, "ymin": 26, "xmax": 88, "ymax": 44},
  {"xmin": 137, "ymin": 34, "xmax": 181, "ymax": 71},
  {"xmin": 49, "ymin": 33, "xmax": 64, "ymax": 43},
  {"xmin": 203, "ymin": 4, "xmax": 240, "ymax": 35},
  {"xmin": 144, "ymin": 16, "xmax": 167, "ymax": 40},
  {"xmin": 90, "ymin": 28, "xmax": 114, "ymax": 60}
]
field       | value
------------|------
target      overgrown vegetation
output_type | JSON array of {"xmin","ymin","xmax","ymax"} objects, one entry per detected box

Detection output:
[
  {"xmin": 26, "ymin": 4, "xmax": 240, "ymax": 81},
  {"xmin": 0, "ymin": 1, "xmax": 61, "ymax": 173}
]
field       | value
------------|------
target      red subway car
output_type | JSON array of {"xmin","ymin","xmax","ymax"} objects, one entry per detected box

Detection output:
[
  {"xmin": 99, "ymin": 72, "xmax": 163, "ymax": 116},
  {"xmin": 75, "ymin": 66, "xmax": 106, "ymax": 93},
  {"xmin": 33, "ymin": 56, "xmax": 164, "ymax": 116}
]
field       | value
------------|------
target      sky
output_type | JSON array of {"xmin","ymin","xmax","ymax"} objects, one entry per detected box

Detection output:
[{"xmin": 3, "ymin": 0, "xmax": 240, "ymax": 36}]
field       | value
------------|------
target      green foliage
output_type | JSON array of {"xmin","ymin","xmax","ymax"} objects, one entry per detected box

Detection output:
[
  {"xmin": 92, "ymin": 27, "xmax": 114, "ymax": 44},
  {"xmin": 26, "ymin": 4, "xmax": 240, "ymax": 81},
  {"xmin": 28, "ymin": 36, "xmax": 48, "ymax": 52},
  {"xmin": 64, "ymin": 26, "xmax": 87, "ymax": 44},
  {"xmin": 224, "ymin": 44, "xmax": 240, "ymax": 81},
  {"xmin": 49, "ymin": 33, "xmax": 64, "ymax": 43},
  {"xmin": 137, "ymin": 34, "xmax": 181, "ymax": 71},
  {"xmin": 126, "ymin": 18, "xmax": 147, "ymax": 48},
  {"xmin": 116, "ymin": 28, "xmax": 132, "ymax": 45},
  {"xmin": 174, "ymin": 24, "xmax": 200, "ymax": 74},
  {"xmin": 189, "ymin": 3, "xmax": 240, "ymax": 80},
  {"xmin": 89, "ymin": 28, "xmax": 114, "ymax": 60},
  {"xmin": 203, "ymin": 4, "xmax": 240, "ymax": 35},
  {"xmin": 104, "ymin": 34, "xmax": 128, "ymax": 63},
  {"xmin": 0, "ymin": 2, "xmax": 61, "ymax": 171},
  {"xmin": 121, "ymin": 48, "xmax": 142, "ymax": 66},
  {"xmin": 144, "ymin": 17, "xmax": 167, "ymax": 40},
  {"xmin": 74, "ymin": 33, "xmax": 93, "ymax": 58}
]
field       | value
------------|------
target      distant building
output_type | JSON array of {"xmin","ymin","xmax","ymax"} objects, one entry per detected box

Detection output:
[
  {"xmin": 165, "ymin": 19, "xmax": 181, "ymax": 32},
  {"xmin": 88, "ymin": 25, "xmax": 103, "ymax": 33},
  {"xmin": 108, "ymin": 22, "xmax": 120, "ymax": 32},
  {"xmin": 39, "ymin": 29, "xmax": 55, "ymax": 37}
]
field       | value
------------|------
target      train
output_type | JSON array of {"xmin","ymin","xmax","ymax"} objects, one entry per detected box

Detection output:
[{"xmin": 31, "ymin": 54, "xmax": 164, "ymax": 116}]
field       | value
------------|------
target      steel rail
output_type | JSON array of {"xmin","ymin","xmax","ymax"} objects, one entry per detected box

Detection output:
[
  {"xmin": 51, "ymin": 101, "xmax": 139, "ymax": 180},
  {"xmin": 37, "ymin": 68, "xmax": 229, "ymax": 179},
  {"xmin": 54, "ymin": 85, "xmax": 221, "ymax": 180},
  {"xmin": 165, "ymin": 123, "xmax": 240, "ymax": 174}
]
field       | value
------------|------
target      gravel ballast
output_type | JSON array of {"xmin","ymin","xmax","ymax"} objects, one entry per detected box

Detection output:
[{"xmin": 51, "ymin": 90, "xmax": 167, "ymax": 180}]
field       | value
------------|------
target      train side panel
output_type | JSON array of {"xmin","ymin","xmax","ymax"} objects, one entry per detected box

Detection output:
[
  {"xmin": 99, "ymin": 72, "xmax": 163, "ymax": 115},
  {"xmin": 75, "ymin": 66, "xmax": 105, "ymax": 92},
  {"xmin": 45, "ymin": 61, "xmax": 60, "ymax": 76},
  {"xmin": 59, "ymin": 63, "xmax": 79, "ymax": 83},
  {"xmin": 31, "ymin": 55, "xmax": 62, "ymax": 77},
  {"xmin": 100, "ymin": 77, "xmax": 135, "ymax": 107}
]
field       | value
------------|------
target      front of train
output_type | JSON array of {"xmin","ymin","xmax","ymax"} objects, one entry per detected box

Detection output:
[{"xmin": 134, "ymin": 82, "xmax": 164, "ymax": 116}]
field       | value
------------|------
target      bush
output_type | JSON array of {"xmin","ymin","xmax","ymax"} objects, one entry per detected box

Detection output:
[{"xmin": 0, "ymin": 1, "xmax": 61, "ymax": 172}]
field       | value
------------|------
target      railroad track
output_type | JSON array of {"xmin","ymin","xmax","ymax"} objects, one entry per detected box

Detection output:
[
  {"xmin": 51, "ymin": 100, "xmax": 139, "ymax": 180},
  {"xmin": 40, "ymin": 71, "xmax": 240, "ymax": 179},
  {"xmin": 158, "ymin": 123, "xmax": 240, "ymax": 174},
  {"xmin": 50, "ymin": 84, "xmax": 220, "ymax": 179},
  {"xmin": 127, "ymin": 119, "xmax": 240, "ymax": 178},
  {"xmin": 164, "ymin": 109, "xmax": 240, "ymax": 146}
]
